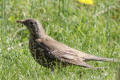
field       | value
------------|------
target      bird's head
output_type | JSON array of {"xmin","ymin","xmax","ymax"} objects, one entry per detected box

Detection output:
[
  {"xmin": 17, "ymin": 18, "xmax": 39, "ymax": 32},
  {"xmin": 17, "ymin": 18, "xmax": 45, "ymax": 38}
]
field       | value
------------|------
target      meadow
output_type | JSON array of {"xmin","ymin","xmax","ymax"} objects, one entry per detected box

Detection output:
[{"xmin": 0, "ymin": 0, "xmax": 120, "ymax": 80}]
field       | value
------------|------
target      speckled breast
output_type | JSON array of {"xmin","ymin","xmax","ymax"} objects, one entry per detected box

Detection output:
[
  {"xmin": 29, "ymin": 37, "xmax": 60, "ymax": 68},
  {"xmin": 28, "ymin": 35, "xmax": 68, "ymax": 68},
  {"xmin": 29, "ymin": 37, "xmax": 49, "ymax": 67}
]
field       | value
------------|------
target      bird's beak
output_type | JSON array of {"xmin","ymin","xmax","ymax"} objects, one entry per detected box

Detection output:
[{"xmin": 16, "ymin": 20, "xmax": 25, "ymax": 26}]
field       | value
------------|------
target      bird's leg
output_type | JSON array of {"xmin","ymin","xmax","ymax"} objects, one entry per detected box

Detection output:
[{"xmin": 50, "ymin": 67, "xmax": 55, "ymax": 74}]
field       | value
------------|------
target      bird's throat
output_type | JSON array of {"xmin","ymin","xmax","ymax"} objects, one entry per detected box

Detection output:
[
  {"xmin": 30, "ymin": 28, "xmax": 46, "ymax": 39},
  {"xmin": 29, "ymin": 22, "xmax": 46, "ymax": 39}
]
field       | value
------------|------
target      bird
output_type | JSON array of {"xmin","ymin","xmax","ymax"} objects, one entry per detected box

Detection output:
[{"xmin": 17, "ymin": 18, "xmax": 116, "ymax": 70}]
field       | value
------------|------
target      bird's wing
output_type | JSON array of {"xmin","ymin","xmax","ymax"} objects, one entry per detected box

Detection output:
[
  {"xmin": 36, "ymin": 36, "xmax": 115, "ymax": 68},
  {"xmin": 35, "ymin": 37, "xmax": 94, "ymax": 68},
  {"xmin": 50, "ymin": 48, "xmax": 93, "ymax": 68}
]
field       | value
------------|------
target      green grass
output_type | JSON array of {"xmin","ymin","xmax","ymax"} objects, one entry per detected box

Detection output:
[{"xmin": 0, "ymin": 0, "xmax": 120, "ymax": 80}]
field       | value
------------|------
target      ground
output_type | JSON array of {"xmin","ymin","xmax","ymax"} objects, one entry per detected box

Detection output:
[{"xmin": 0, "ymin": 0, "xmax": 120, "ymax": 80}]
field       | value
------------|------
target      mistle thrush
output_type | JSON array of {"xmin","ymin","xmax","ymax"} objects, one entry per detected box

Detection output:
[{"xmin": 17, "ymin": 18, "xmax": 116, "ymax": 69}]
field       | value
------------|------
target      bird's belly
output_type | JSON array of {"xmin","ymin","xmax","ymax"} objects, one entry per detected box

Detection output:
[
  {"xmin": 29, "ymin": 40, "xmax": 60, "ymax": 68},
  {"xmin": 29, "ymin": 42, "xmax": 48, "ymax": 66}
]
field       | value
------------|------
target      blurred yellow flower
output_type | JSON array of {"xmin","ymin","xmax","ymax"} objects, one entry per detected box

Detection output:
[{"xmin": 78, "ymin": 0, "xmax": 94, "ymax": 5}]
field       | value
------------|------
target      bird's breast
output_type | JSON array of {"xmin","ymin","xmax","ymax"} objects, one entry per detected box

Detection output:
[{"xmin": 28, "ymin": 36, "xmax": 67, "ymax": 68}]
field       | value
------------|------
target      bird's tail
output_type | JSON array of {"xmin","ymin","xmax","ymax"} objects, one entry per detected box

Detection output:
[{"xmin": 85, "ymin": 55, "xmax": 117, "ymax": 62}]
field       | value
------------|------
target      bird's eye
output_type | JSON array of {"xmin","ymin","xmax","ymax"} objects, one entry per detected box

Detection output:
[{"xmin": 30, "ymin": 22, "xmax": 33, "ymax": 25}]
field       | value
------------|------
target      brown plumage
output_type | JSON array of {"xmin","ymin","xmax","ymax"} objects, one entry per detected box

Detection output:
[{"xmin": 17, "ymin": 18, "xmax": 116, "ymax": 69}]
